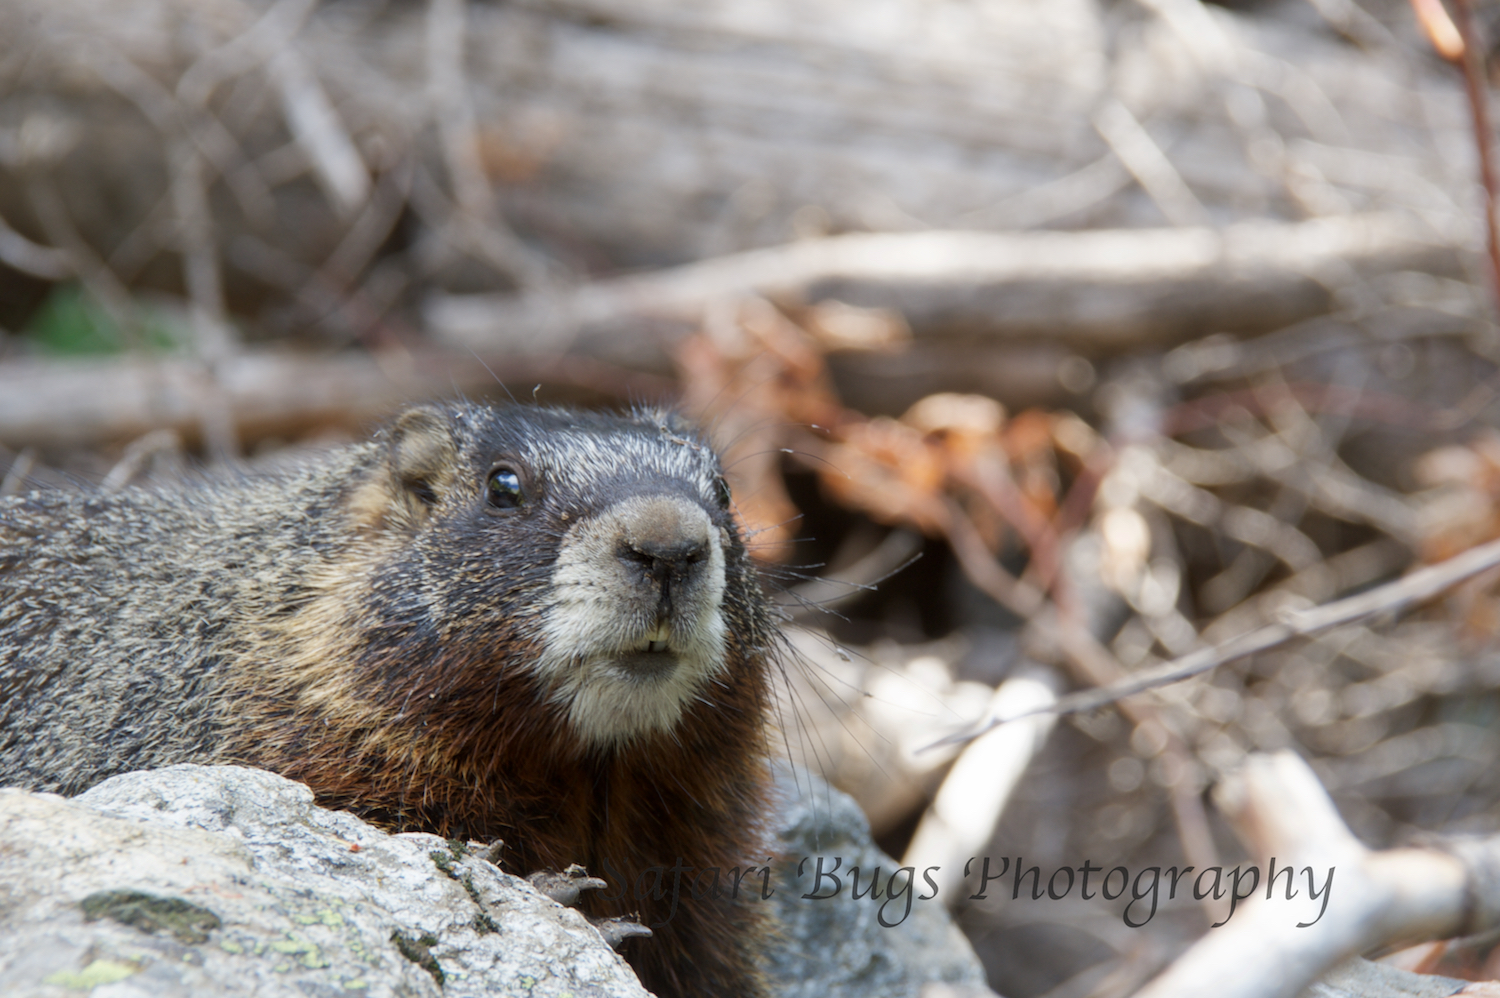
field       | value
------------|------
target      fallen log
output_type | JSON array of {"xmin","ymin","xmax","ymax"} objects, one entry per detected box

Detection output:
[
  {"xmin": 426, "ymin": 213, "xmax": 1462, "ymax": 360},
  {"xmin": 0, "ymin": 349, "xmax": 676, "ymax": 451}
]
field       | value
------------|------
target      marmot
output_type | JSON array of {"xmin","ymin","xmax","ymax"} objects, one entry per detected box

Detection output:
[{"xmin": 0, "ymin": 403, "xmax": 780, "ymax": 998}]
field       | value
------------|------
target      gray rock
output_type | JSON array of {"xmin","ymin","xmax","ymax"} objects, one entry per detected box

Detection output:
[
  {"xmin": 0, "ymin": 763, "xmax": 995, "ymax": 998},
  {"xmin": 1301, "ymin": 959, "xmax": 1467, "ymax": 998},
  {"xmin": 768, "ymin": 765, "xmax": 998, "ymax": 998},
  {"xmin": 0, "ymin": 765, "xmax": 649, "ymax": 998}
]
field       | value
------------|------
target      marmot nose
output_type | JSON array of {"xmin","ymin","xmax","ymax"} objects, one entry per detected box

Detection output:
[
  {"xmin": 615, "ymin": 496, "xmax": 712, "ymax": 604},
  {"xmin": 622, "ymin": 536, "xmax": 709, "ymax": 578}
]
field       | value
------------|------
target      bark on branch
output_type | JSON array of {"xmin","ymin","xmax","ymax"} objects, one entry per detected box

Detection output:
[
  {"xmin": 426, "ymin": 213, "xmax": 1459, "ymax": 363},
  {"xmin": 1138, "ymin": 752, "xmax": 1500, "ymax": 998}
]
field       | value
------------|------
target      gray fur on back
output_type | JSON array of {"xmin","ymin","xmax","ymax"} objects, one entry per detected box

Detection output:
[{"xmin": 0, "ymin": 447, "xmax": 373, "ymax": 793}]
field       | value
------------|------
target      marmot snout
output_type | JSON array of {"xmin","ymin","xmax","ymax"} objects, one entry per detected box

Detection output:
[{"xmin": 541, "ymin": 490, "xmax": 732, "ymax": 748}]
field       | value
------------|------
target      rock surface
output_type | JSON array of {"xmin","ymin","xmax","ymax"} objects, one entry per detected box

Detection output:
[
  {"xmin": 0, "ymin": 765, "xmax": 648, "ymax": 998},
  {"xmin": 768, "ymin": 765, "xmax": 995, "ymax": 998},
  {"xmin": 0, "ymin": 763, "xmax": 996, "ymax": 997}
]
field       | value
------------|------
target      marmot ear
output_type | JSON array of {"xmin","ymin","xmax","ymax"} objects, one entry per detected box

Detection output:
[{"xmin": 388, "ymin": 407, "xmax": 458, "ymax": 506}]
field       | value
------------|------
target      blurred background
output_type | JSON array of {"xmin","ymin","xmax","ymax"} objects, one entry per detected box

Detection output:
[{"xmin": 5, "ymin": 0, "xmax": 1500, "ymax": 993}]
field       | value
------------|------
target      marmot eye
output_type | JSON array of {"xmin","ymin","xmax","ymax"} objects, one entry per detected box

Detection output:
[
  {"xmin": 713, "ymin": 475, "xmax": 732, "ymax": 509},
  {"xmin": 487, "ymin": 468, "xmax": 523, "ymax": 509}
]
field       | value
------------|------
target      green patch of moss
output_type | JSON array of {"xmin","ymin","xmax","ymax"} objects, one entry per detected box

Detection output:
[
  {"xmin": 390, "ymin": 931, "xmax": 444, "ymax": 986},
  {"xmin": 429, "ymin": 847, "xmax": 501, "ymax": 934},
  {"xmin": 23, "ymin": 284, "xmax": 186, "ymax": 356},
  {"xmin": 79, "ymin": 889, "xmax": 221, "ymax": 944},
  {"xmin": 462, "ymin": 873, "xmax": 500, "ymax": 933}
]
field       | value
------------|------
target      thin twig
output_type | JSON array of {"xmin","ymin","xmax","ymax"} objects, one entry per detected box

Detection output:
[
  {"xmin": 424, "ymin": 0, "xmax": 552, "ymax": 290},
  {"xmin": 102, "ymin": 430, "xmax": 183, "ymax": 492},
  {"xmin": 0, "ymin": 209, "xmax": 71, "ymax": 280},
  {"xmin": 1444, "ymin": 0, "xmax": 1500, "ymax": 307},
  {"xmin": 934, "ymin": 534, "xmax": 1500, "ymax": 743},
  {"xmin": 24, "ymin": 176, "xmax": 138, "ymax": 343},
  {"xmin": 1092, "ymin": 99, "xmax": 1211, "ymax": 228},
  {"xmin": 169, "ymin": 139, "xmax": 233, "ymax": 357},
  {"xmin": 0, "ymin": 448, "xmax": 36, "ymax": 498},
  {"xmin": 266, "ymin": 47, "xmax": 370, "ymax": 216},
  {"xmin": 939, "ymin": 499, "xmax": 1046, "ymax": 619}
]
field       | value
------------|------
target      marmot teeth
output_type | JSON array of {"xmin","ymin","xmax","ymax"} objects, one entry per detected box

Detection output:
[{"xmin": 644, "ymin": 621, "xmax": 672, "ymax": 650}]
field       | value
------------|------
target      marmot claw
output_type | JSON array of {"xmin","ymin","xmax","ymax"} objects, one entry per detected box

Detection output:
[
  {"xmin": 591, "ymin": 915, "xmax": 653, "ymax": 949},
  {"xmin": 527, "ymin": 863, "xmax": 608, "ymax": 906}
]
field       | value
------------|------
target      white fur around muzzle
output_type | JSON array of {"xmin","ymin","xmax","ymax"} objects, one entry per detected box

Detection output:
[{"xmin": 534, "ymin": 494, "xmax": 729, "ymax": 749}]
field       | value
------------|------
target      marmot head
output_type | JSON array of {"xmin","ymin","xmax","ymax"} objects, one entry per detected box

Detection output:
[{"xmin": 348, "ymin": 403, "xmax": 762, "ymax": 752}]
